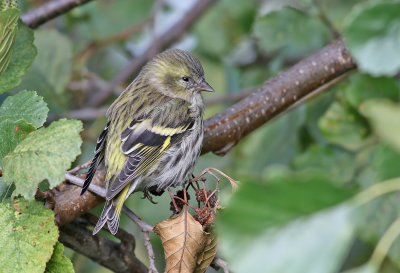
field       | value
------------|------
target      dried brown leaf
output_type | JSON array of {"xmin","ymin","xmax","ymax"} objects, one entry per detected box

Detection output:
[
  {"xmin": 154, "ymin": 209, "xmax": 206, "ymax": 273},
  {"xmin": 194, "ymin": 230, "xmax": 218, "ymax": 273}
]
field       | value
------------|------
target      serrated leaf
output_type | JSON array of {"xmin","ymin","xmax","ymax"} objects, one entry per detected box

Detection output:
[
  {"xmin": 0, "ymin": 119, "xmax": 35, "ymax": 167},
  {"xmin": 194, "ymin": 230, "xmax": 218, "ymax": 273},
  {"xmin": 0, "ymin": 8, "xmax": 19, "ymax": 75},
  {"xmin": 2, "ymin": 119, "xmax": 82, "ymax": 199},
  {"xmin": 0, "ymin": 22, "xmax": 36, "ymax": 94},
  {"xmin": 0, "ymin": 91, "xmax": 48, "ymax": 169},
  {"xmin": 343, "ymin": 1, "xmax": 400, "ymax": 76},
  {"xmin": 45, "ymin": 242, "xmax": 74, "ymax": 273},
  {"xmin": 0, "ymin": 198, "xmax": 59, "ymax": 273},
  {"xmin": 154, "ymin": 210, "xmax": 207, "ymax": 273},
  {"xmin": 0, "ymin": 90, "xmax": 48, "ymax": 127},
  {"xmin": 319, "ymin": 101, "xmax": 370, "ymax": 151},
  {"xmin": 360, "ymin": 99, "xmax": 400, "ymax": 153}
]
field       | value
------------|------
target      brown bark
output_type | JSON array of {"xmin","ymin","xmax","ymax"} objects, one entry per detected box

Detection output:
[
  {"xmin": 59, "ymin": 217, "xmax": 148, "ymax": 273},
  {"xmin": 202, "ymin": 39, "xmax": 356, "ymax": 155}
]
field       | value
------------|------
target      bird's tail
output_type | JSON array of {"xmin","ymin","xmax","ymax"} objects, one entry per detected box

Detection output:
[{"xmin": 92, "ymin": 185, "xmax": 130, "ymax": 235}]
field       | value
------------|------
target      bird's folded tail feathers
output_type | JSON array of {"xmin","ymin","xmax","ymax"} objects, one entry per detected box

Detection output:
[{"xmin": 92, "ymin": 185, "xmax": 130, "ymax": 235}]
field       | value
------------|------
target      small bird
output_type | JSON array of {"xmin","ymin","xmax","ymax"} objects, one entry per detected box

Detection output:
[{"xmin": 81, "ymin": 49, "xmax": 214, "ymax": 235}]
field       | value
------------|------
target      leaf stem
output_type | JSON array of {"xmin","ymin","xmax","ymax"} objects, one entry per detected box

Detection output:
[
  {"xmin": 370, "ymin": 217, "xmax": 400, "ymax": 269},
  {"xmin": 352, "ymin": 177, "xmax": 400, "ymax": 206}
]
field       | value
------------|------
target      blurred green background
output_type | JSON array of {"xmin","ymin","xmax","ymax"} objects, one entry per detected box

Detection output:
[{"xmin": 5, "ymin": 0, "xmax": 400, "ymax": 272}]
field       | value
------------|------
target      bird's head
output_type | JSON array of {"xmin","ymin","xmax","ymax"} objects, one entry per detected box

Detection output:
[{"xmin": 142, "ymin": 49, "xmax": 214, "ymax": 100}]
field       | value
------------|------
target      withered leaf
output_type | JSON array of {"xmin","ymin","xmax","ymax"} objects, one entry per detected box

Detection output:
[
  {"xmin": 194, "ymin": 230, "xmax": 218, "ymax": 273},
  {"xmin": 154, "ymin": 209, "xmax": 206, "ymax": 273}
]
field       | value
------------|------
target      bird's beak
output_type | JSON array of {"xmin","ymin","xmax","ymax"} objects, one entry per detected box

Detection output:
[{"xmin": 197, "ymin": 80, "xmax": 215, "ymax": 92}]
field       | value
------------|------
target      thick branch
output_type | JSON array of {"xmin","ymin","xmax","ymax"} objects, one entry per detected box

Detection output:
[
  {"xmin": 202, "ymin": 39, "xmax": 356, "ymax": 155},
  {"xmin": 59, "ymin": 217, "xmax": 147, "ymax": 273},
  {"xmin": 21, "ymin": 0, "xmax": 93, "ymax": 28},
  {"xmin": 52, "ymin": 171, "xmax": 105, "ymax": 226},
  {"xmin": 87, "ymin": 0, "xmax": 218, "ymax": 107}
]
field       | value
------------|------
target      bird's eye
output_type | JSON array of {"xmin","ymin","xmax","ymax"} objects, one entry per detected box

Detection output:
[{"xmin": 182, "ymin": 76, "xmax": 189, "ymax": 82}]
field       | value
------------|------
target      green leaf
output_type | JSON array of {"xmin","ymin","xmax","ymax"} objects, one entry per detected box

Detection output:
[
  {"xmin": 0, "ymin": 8, "xmax": 20, "ymax": 75},
  {"xmin": 32, "ymin": 29, "xmax": 72, "ymax": 95},
  {"xmin": 0, "ymin": 22, "xmax": 36, "ymax": 94},
  {"xmin": 2, "ymin": 119, "xmax": 83, "ymax": 199},
  {"xmin": 360, "ymin": 99, "xmax": 400, "ymax": 153},
  {"xmin": 343, "ymin": 1, "xmax": 400, "ymax": 76},
  {"xmin": 0, "ymin": 119, "xmax": 35, "ymax": 167},
  {"xmin": 218, "ymin": 172, "xmax": 354, "ymax": 237},
  {"xmin": 194, "ymin": 0, "xmax": 256, "ymax": 57},
  {"xmin": 237, "ymin": 106, "xmax": 305, "ymax": 174},
  {"xmin": 0, "ymin": 198, "xmax": 59, "ymax": 273},
  {"xmin": 355, "ymin": 145, "xmax": 400, "ymax": 267},
  {"xmin": 253, "ymin": 6, "xmax": 330, "ymax": 58},
  {"xmin": 45, "ymin": 243, "xmax": 74, "ymax": 273},
  {"xmin": 217, "ymin": 172, "xmax": 356, "ymax": 273},
  {"xmin": 0, "ymin": 91, "xmax": 49, "ymax": 168},
  {"xmin": 0, "ymin": 0, "xmax": 18, "ymax": 10},
  {"xmin": 341, "ymin": 73, "xmax": 399, "ymax": 108},
  {"xmin": 292, "ymin": 145, "xmax": 356, "ymax": 184},
  {"xmin": 0, "ymin": 90, "xmax": 49, "ymax": 128},
  {"xmin": 319, "ymin": 101, "xmax": 370, "ymax": 151}
]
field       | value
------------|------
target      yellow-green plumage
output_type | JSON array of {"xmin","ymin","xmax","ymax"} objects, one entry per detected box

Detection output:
[{"xmin": 81, "ymin": 49, "xmax": 214, "ymax": 235}]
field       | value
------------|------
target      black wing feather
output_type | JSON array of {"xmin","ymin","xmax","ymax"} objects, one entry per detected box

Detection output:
[{"xmin": 81, "ymin": 121, "xmax": 110, "ymax": 195}]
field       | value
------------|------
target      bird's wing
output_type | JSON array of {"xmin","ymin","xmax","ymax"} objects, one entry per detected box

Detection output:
[
  {"xmin": 81, "ymin": 121, "xmax": 110, "ymax": 195},
  {"xmin": 105, "ymin": 100, "xmax": 194, "ymax": 200}
]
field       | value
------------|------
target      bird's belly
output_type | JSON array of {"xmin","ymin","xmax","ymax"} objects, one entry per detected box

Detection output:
[{"xmin": 144, "ymin": 125, "xmax": 203, "ymax": 191}]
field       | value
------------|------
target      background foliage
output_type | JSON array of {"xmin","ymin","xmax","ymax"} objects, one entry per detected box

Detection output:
[{"xmin": 1, "ymin": 0, "xmax": 400, "ymax": 272}]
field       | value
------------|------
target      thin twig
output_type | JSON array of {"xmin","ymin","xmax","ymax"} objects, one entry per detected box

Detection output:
[
  {"xmin": 312, "ymin": 0, "xmax": 340, "ymax": 39},
  {"xmin": 67, "ymin": 159, "xmax": 92, "ymax": 174},
  {"xmin": 199, "ymin": 167, "xmax": 239, "ymax": 191},
  {"xmin": 87, "ymin": 0, "xmax": 218, "ymax": 107},
  {"xmin": 143, "ymin": 231, "xmax": 158, "ymax": 273},
  {"xmin": 76, "ymin": 17, "xmax": 152, "ymax": 63},
  {"xmin": 65, "ymin": 172, "xmax": 106, "ymax": 197},
  {"xmin": 122, "ymin": 206, "xmax": 158, "ymax": 273},
  {"xmin": 21, "ymin": 0, "xmax": 93, "ymax": 28}
]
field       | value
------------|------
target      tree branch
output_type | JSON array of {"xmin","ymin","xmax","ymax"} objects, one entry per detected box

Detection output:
[
  {"xmin": 59, "ymin": 217, "xmax": 148, "ymax": 273},
  {"xmin": 20, "ymin": 0, "xmax": 93, "ymax": 28},
  {"xmin": 87, "ymin": 0, "xmax": 218, "ymax": 107},
  {"xmin": 202, "ymin": 39, "xmax": 356, "ymax": 155}
]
